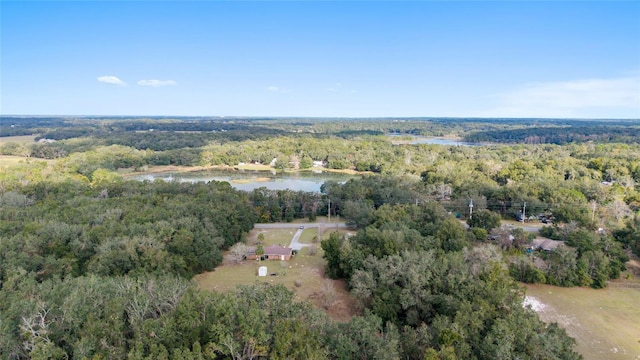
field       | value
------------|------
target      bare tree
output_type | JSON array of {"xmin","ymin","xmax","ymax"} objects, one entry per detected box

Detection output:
[
  {"xmin": 308, "ymin": 245, "xmax": 318, "ymax": 256},
  {"xmin": 228, "ymin": 243, "xmax": 249, "ymax": 264},
  {"xmin": 20, "ymin": 302, "xmax": 53, "ymax": 352},
  {"xmin": 489, "ymin": 228, "xmax": 512, "ymax": 250},
  {"xmin": 321, "ymin": 279, "xmax": 337, "ymax": 310},
  {"xmin": 607, "ymin": 198, "xmax": 632, "ymax": 224},
  {"xmin": 436, "ymin": 183, "xmax": 452, "ymax": 201}
]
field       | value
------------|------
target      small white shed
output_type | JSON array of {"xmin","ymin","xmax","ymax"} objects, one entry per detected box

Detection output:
[{"xmin": 258, "ymin": 266, "xmax": 268, "ymax": 277}]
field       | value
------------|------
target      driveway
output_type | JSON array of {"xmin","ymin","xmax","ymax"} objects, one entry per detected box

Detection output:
[
  {"xmin": 253, "ymin": 222, "xmax": 349, "ymax": 251},
  {"xmin": 289, "ymin": 228, "xmax": 306, "ymax": 251}
]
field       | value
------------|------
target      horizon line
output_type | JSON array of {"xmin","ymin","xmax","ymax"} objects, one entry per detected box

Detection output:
[{"xmin": 1, "ymin": 114, "xmax": 639, "ymax": 121}]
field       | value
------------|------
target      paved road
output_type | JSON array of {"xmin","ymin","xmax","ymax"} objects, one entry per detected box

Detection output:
[
  {"xmin": 503, "ymin": 222, "xmax": 545, "ymax": 233},
  {"xmin": 254, "ymin": 222, "xmax": 348, "ymax": 229},
  {"xmin": 459, "ymin": 220, "xmax": 544, "ymax": 234}
]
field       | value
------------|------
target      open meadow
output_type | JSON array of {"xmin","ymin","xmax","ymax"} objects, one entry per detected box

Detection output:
[
  {"xmin": 0, "ymin": 155, "xmax": 30, "ymax": 167},
  {"xmin": 525, "ymin": 261, "xmax": 640, "ymax": 360},
  {"xmin": 0, "ymin": 135, "xmax": 36, "ymax": 145},
  {"xmin": 0, "ymin": 136, "xmax": 40, "ymax": 168},
  {"xmin": 0, "ymin": 135, "xmax": 37, "ymax": 167}
]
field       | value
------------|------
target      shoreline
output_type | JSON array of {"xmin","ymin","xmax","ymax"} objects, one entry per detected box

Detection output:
[{"xmin": 120, "ymin": 164, "xmax": 371, "ymax": 178}]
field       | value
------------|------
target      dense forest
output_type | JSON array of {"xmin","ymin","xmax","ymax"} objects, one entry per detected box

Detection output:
[
  {"xmin": 1, "ymin": 116, "xmax": 639, "ymax": 359},
  {"xmin": 0, "ymin": 180, "xmax": 581, "ymax": 359}
]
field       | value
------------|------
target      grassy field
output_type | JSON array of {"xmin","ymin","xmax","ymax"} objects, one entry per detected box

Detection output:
[
  {"xmin": 0, "ymin": 155, "xmax": 29, "ymax": 167},
  {"xmin": 0, "ymin": 155, "xmax": 53, "ymax": 168},
  {"xmin": 195, "ymin": 226, "xmax": 358, "ymax": 321},
  {"xmin": 524, "ymin": 263, "xmax": 640, "ymax": 360},
  {"xmin": 0, "ymin": 135, "xmax": 36, "ymax": 145},
  {"xmin": 0, "ymin": 136, "xmax": 37, "ymax": 168}
]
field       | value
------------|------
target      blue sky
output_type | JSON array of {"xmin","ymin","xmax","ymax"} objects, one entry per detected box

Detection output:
[{"xmin": 2, "ymin": 1, "xmax": 639, "ymax": 118}]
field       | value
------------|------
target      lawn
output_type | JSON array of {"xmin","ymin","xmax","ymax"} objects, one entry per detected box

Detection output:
[
  {"xmin": 250, "ymin": 228, "xmax": 298, "ymax": 247},
  {"xmin": 195, "ymin": 227, "xmax": 358, "ymax": 321},
  {"xmin": 196, "ymin": 246, "xmax": 326, "ymax": 293},
  {"xmin": 298, "ymin": 229, "xmax": 318, "ymax": 244},
  {"xmin": 524, "ymin": 263, "xmax": 640, "ymax": 360}
]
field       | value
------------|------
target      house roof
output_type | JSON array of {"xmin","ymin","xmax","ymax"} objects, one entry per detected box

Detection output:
[
  {"xmin": 245, "ymin": 245, "xmax": 292, "ymax": 256},
  {"xmin": 530, "ymin": 238, "xmax": 564, "ymax": 251},
  {"xmin": 263, "ymin": 245, "xmax": 292, "ymax": 256}
]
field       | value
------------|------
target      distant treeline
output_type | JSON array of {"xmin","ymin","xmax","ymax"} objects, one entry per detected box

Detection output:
[
  {"xmin": 465, "ymin": 125, "xmax": 640, "ymax": 144},
  {"xmin": 5, "ymin": 116, "xmax": 638, "ymax": 146}
]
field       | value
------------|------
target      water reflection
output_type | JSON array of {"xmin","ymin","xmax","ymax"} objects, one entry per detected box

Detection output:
[
  {"xmin": 129, "ymin": 169, "xmax": 359, "ymax": 193},
  {"xmin": 388, "ymin": 134, "xmax": 478, "ymax": 146}
]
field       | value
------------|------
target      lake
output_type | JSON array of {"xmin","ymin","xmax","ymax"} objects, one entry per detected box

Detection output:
[
  {"xmin": 388, "ymin": 134, "xmax": 478, "ymax": 146},
  {"xmin": 128, "ymin": 169, "xmax": 360, "ymax": 192}
]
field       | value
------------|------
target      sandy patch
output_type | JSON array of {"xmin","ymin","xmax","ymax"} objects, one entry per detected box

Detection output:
[{"xmin": 523, "ymin": 296, "xmax": 546, "ymax": 312}]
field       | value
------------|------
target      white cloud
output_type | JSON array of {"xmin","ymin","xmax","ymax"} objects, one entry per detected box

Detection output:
[
  {"xmin": 97, "ymin": 75, "xmax": 127, "ymax": 86},
  {"xmin": 487, "ymin": 76, "xmax": 640, "ymax": 118},
  {"xmin": 137, "ymin": 79, "xmax": 177, "ymax": 87},
  {"xmin": 327, "ymin": 82, "xmax": 343, "ymax": 92},
  {"xmin": 266, "ymin": 85, "xmax": 290, "ymax": 93}
]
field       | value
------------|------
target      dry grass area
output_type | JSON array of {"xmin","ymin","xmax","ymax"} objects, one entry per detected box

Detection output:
[
  {"xmin": 230, "ymin": 177, "xmax": 271, "ymax": 184},
  {"xmin": 0, "ymin": 155, "xmax": 29, "ymax": 167},
  {"xmin": 0, "ymin": 135, "xmax": 37, "ymax": 144},
  {"xmin": 0, "ymin": 136, "xmax": 37, "ymax": 168},
  {"xmin": 0, "ymin": 155, "xmax": 52, "ymax": 168},
  {"xmin": 194, "ymin": 227, "xmax": 359, "ymax": 321},
  {"xmin": 235, "ymin": 163, "xmax": 273, "ymax": 171},
  {"xmin": 524, "ymin": 261, "xmax": 640, "ymax": 360}
]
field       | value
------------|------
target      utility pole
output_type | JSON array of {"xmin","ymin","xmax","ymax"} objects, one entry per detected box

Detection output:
[
  {"xmin": 591, "ymin": 200, "xmax": 597, "ymax": 222},
  {"xmin": 522, "ymin": 202, "xmax": 527, "ymax": 223},
  {"xmin": 469, "ymin": 199, "xmax": 474, "ymax": 219},
  {"xmin": 328, "ymin": 199, "xmax": 331, "ymax": 223}
]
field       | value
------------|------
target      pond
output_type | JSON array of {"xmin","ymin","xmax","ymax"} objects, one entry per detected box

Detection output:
[{"xmin": 128, "ymin": 169, "xmax": 360, "ymax": 193}]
